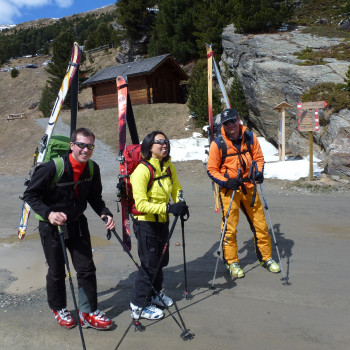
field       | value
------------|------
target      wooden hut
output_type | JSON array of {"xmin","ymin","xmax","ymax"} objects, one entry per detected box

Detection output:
[{"xmin": 82, "ymin": 54, "xmax": 188, "ymax": 110}]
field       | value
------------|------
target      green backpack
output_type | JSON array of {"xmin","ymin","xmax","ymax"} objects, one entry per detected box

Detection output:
[
  {"xmin": 34, "ymin": 134, "xmax": 94, "ymax": 221},
  {"xmin": 43, "ymin": 134, "xmax": 71, "ymax": 162}
]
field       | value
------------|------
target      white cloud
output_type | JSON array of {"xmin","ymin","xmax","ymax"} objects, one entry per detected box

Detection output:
[
  {"xmin": 9, "ymin": 0, "xmax": 51, "ymax": 6},
  {"xmin": 55, "ymin": 0, "xmax": 73, "ymax": 8},
  {"xmin": 0, "ymin": 1, "xmax": 21, "ymax": 24},
  {"xmin": 0, "ymin": 0, "xmax": 73, "ymax": 24}
]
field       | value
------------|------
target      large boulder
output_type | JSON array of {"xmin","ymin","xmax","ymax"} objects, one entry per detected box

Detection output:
[
  {"xmin": 221, "ymin": 24, "xmax": 350, "ymax": 175},
  {"xmin": 323, "ymin": 110, "xmax": 350, "ymax": 176}
]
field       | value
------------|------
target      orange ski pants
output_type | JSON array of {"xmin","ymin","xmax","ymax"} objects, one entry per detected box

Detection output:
[{"xmin": 219, "ymin": 186, "xmax": 272, "ymax": 265}]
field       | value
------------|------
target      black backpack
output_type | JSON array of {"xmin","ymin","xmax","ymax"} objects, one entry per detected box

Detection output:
[{"xmin": 214, "ymin": 130, "xmax": 254, "ymax": 169}]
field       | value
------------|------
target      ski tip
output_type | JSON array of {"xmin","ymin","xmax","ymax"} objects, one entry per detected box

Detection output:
[
  {"xmin": 117, "ymin": 75, "xmax": 128, "ymax": 83},
  {"xmin": 17, "ymin": 224, "xmax": 27, "ymax": 240},
  {"xmin": 17, "ymin": 232, "xmax": 26, "ymax": 240},
  {"xmin": 116, "ymin": 76, "xmax": 128, "ymax": 90}
]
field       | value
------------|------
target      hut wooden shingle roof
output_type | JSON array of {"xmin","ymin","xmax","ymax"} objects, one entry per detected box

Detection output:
[{"xmin": 82, "ymin": 54, "xmax": 187, "ymax": 86}]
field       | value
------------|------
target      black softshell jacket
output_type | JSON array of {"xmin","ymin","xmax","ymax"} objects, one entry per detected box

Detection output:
[{"xmin": 23, "ymin": 153, "xmax": 112, "ymax": 222}]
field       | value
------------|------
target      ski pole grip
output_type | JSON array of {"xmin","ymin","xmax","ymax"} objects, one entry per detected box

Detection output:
[
  {"xmin": 102, "ymin": 216, "xmax": 113, "ymax": 240},
  {"xmin": 177, "ymin": 190, "xmax": 190, "ymax": 221},
  {"xmin": 178, "ymin": 190, "xmax": 185, "ymax": 203}
]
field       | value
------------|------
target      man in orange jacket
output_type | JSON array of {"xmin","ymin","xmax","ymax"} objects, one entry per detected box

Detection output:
[{"xmin": 207, "ymin": 108, "xmax": 280, "ymax": 279}]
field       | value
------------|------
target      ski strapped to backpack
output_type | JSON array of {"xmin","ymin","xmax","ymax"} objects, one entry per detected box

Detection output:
[
  {"xmin": 34, "ymin": 157, "xmax": 94, "ymax": 221},
  {"xmin": 18, "ymin": 42, "xmax": 82, "ymax": 240},
  {"xmin": 116, "ymin": 75, "xmax": 139, "ymax": 250}
]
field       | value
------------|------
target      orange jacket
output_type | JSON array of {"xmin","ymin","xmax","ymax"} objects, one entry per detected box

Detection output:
[{"xmin": 207, "ymin": 124, "xmax": 265, "ymax": 189}]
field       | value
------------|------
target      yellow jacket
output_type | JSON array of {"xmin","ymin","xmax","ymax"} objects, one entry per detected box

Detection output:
[
  {"xmin": 207, "ymin": 124, "xmax": 265, "ymax": 189},
  {"xmin": 130, "ymin": 157, "xmax": 182, "ymax": 222}
]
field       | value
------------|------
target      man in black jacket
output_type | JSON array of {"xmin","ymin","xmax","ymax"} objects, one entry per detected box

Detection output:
[{"xmin": 23, "ymin": 128, "xmax": 115, "ymax": 330}]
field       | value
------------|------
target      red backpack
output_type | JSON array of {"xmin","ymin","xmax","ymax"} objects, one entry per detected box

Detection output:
[{"xmin": 118, "ymin": 144, "xmax": 172, "ymax": 216}]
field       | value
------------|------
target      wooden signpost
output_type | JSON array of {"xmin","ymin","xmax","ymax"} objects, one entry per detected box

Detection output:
[
  {"xmin": 297, "ymin": 100, "xmax": 327, "ymax": 180},
  {"xmin": 273, "ymin": 101, "xmax": 292, "ymax": 161}
]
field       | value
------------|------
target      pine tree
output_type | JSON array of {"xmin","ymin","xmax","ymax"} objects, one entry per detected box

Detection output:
[
  {"xmin": 228, "ymin": 73, "xmax": 249, "ymax": 123},
  {"xmin": 39, "ymin": 83, "xmax": 57, "ymax": 118},
  {"xmin": 188, "ymin": 59, "xmax": 222, "ymax": 128},
  {"xmin": 39, "ymin": 29, "xmax": 76, "ymax": 118},
  {"xmin": 148, "ymin": 0, "xmax": 197, "ymax": 63},
  {"xmin": 233, "ymin": 0, "xmax": 294, "ymax": 33},
  {"xmin": 192, "ymin": 0, "xmax": 235, "ymax": 56},
  {"xmin": 10, "ymin": 68, "xmax": 19, "ymax": 78},
  {"xmin": 116, "ymin": 0, "xmax": 156, "ymax": 41}
]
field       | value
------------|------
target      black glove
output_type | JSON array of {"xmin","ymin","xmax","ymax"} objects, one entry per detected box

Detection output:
[
  {"xmin": 167, "ymin": 202, "xmax": 189, "ymax": 216},
  {"xmin": 225, "ymin": 178, "xmax": 241, "ymax": 190},
  {"xmin": 255, "ymin": 171, "xmax": 264, "ymax": 184}
]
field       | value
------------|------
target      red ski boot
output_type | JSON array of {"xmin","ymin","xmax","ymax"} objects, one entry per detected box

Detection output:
[
  {"xmin": 52, "ymin": 308, "xmax": 75, "ymax": 329},
  {"xmin": 79, "ymin": 309, "xmax": 112, "ymax": 330}
]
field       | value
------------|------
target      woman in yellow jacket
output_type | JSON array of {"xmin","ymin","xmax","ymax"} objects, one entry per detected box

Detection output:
[
  {"xmin": 129, "ymin": 131, "xmax": 189, "ymax": 320},
  {"xmin": 207, "ymin": 109, "xmax": 280, "ymax": 280}
]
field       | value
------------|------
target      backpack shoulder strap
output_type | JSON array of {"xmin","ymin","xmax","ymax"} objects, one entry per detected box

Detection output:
[
  {"xmin": 166, "ymin": 166, "xmax": 172, "ymax": 181},
  {"xmin": 139, "ymin": 159, "xmax": 172, "ymax": 192},
  {"xmin": 53, "ymin": 158, "xmax": 94, "ymax": 188},
  {"xmin": 51, "ymin": 157, "xmax": 65, "ymax": 189},
  {"xmin": 215, "ymin": 131, "xmax": 254, "ymax": 168},
  {"xmin": 243, "ymin": 130, "xmax": 253, "ymax": 157},
  {"xmin": 139, "ymin": 159, "xmax": 156, "ymax": 192},
  {"xmin": 214, "ymin": 134, "xmax": 227, "ymax": 168},
  {"xmin": 87, "ymin": 159, "xmax": 94, "ymax": 179}
]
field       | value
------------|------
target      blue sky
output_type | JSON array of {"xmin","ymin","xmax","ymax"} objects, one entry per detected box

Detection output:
[{"xmin": 0, "ymin": 0, "xmax": 115, "ymax": 25}]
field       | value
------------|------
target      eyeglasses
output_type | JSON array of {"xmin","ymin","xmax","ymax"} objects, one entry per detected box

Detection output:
[
  {"xmin": 73, "ymin": 141, "xmax": 95, "ymax": 150},
  {"xmin": 223, "ymin": 119, "xmax": 237, "ymax": 126},
  {"xmin": 153, "ymin": 139, "xmax": 169, "ymax": 145}
]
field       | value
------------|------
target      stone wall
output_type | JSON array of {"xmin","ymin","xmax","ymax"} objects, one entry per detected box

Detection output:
[{"xmin": 220, "ymin": 24, "xmax": 350, "ymax": 176}]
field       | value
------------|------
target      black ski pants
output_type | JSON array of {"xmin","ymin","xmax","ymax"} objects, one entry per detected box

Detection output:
[
  {"xmin": 131, "ymin": 220, "xmax": 169, "ymax": 307},
  {"xmin": 39, "ymin": 216, "xmax": 97, "ymax": 313}
]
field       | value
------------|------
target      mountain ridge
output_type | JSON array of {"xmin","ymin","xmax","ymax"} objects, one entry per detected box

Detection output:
[{"xmin": 2, "ymin": 4, "xmax": 116, "ymax": 32}]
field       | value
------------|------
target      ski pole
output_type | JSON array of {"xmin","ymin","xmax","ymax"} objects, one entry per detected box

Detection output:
[
  {"xmin": 140, "ymin": 214, "xmax": 193, "ymax": 339},
  {"xmin": 252, "ymin": 162, "xmax": 287, "ymax": 283},
  {"xmin": 178, "ymin": 190, "xmax": 192, "ymax": 299},
  {"xmin": 143, "ymin": 209, "xmax": 187, "ymax": 305},
  {"xmin": 58, "ymin": 225, "xmax": 86, "ymax": 350},
  {"xmin": 103, "ymin": 218, "xmax": 194, "ymax": 340},
  {"xmin": 211, "ymin": 169, "xmax": 242, "ymax": 289},
  {"xmin": 211, "ymin": 189, "xmax": 235, "ymax": 289}
]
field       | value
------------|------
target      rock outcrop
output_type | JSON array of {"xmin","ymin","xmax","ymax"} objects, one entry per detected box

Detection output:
[{"xmin": 220, "ymin": 24, "xmax": 350, "ymax": 176}]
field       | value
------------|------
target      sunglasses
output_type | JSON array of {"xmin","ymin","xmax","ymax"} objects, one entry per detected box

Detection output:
[
  {"xmin": 73, "ymin": 141, "xmax": 95, "ymax": 150},
  {"xmin": 223, "ymin": 119, "xmax": 238, "ymax": 126},
  {"xmin": 153, "ymin": 139, "xmax": 169, "ymax": 145}
]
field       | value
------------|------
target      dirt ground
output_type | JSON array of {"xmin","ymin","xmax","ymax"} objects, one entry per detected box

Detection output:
[{"xmin": 1, "ymin": 150, "xmax": 350, "ymax": 349}]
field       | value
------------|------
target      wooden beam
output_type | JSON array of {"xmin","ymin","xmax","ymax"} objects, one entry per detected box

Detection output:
[
  {"xmin": 274, "ymin": 101, "xmax": 291, "ymax": 161},
  {"xmin": 309, "ymin": 131, "xmax": 313, "ymax": 181}
]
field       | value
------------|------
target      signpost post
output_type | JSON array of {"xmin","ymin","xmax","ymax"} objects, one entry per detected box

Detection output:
[
  {"xmin": 297, "ymin": 101, "xmax": 327, "ymax": 180},
  {"xmin": 273, "ymin": 102, "xmax": 292, "ymax": 161}
]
